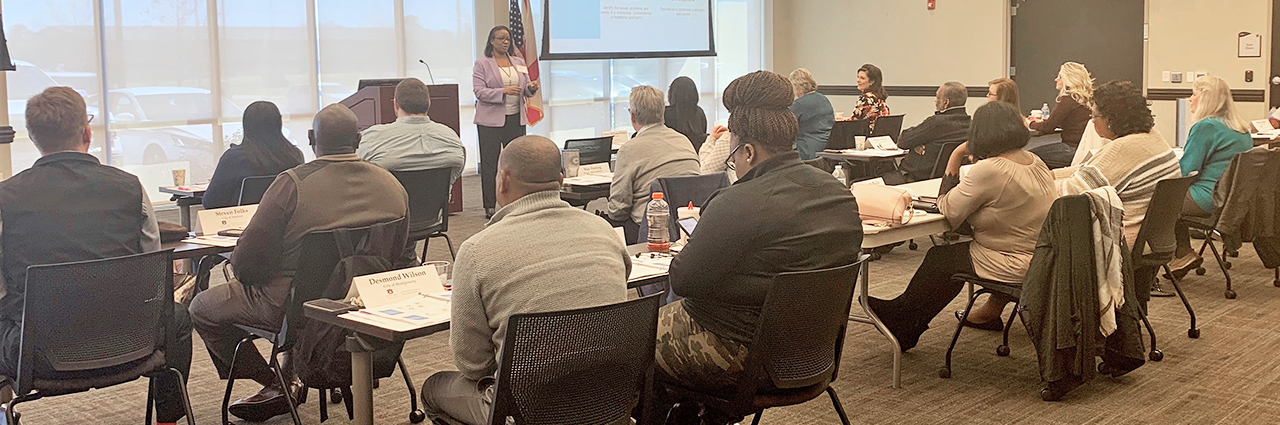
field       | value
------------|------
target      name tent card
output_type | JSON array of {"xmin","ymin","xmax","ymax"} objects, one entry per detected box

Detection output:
[
  {"xmin": 195, "ymin": 205, "xmax": 258, "ymax": 236},
  {"xmin": 352, "ymin": 265, "xmax": 444, "ymax": 309}
]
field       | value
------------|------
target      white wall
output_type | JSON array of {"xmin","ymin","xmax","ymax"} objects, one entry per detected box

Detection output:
[
  {"xmin": 1146, "ymin": 0, "xmax": 1271, "ymax": 142},
  {"xmin": 772, "ymin": 0, "xmax": 1007, "ymax": 128}
]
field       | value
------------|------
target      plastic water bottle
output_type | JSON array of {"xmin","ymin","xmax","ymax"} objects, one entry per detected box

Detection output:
[
  {"xmin": 832, "ymin": 164, "xmax": 847, "ymax": 185},
  {"xmin": 1041, "ymin": 103, "xmax": 1051, "ymax": 119},
  {"xmin": 647, "ymin": 192, "xmax": 671, "ymax": 252}
]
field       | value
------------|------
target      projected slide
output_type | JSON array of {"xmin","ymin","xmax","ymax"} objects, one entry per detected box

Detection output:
[{"xmin": 542, "ymin": 0, "xmax": 715, "ymax": 59}]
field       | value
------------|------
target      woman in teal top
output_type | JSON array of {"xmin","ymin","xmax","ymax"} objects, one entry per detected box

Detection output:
[
  {"xmin": 1168, "ymin": 76, "xmax": 1254, "ymax": 278},
  {"xmin": 788, "ymin": 68, "xmax": 835, "ymax": 160}
]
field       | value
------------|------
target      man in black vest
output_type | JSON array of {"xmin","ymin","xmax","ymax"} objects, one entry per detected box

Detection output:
[{"xmin": 0, "ymin": 87, "xmax": 192, "ymax": 424}]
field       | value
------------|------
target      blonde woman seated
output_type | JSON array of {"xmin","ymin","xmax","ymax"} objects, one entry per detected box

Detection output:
[
  {"xmin": 1166, "ymin": 76, "xmax": 1254, "ymax": 279},
  {"xmin": 868, "ymin": 101, "xmax": 1056, "ymax": 350}
]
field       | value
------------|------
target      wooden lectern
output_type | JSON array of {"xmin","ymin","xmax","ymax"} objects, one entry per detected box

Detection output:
[{"xmin": 341, "ymin": 81, "xmax": 464, "ymax": 213}]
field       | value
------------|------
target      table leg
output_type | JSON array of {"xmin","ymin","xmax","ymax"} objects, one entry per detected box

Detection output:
[
  {"xmin": 847, "ymin": 255, "xmax": 902, "ymax": 389},
  {"xmin": 178, "ymin": 199, "xmax": 193, "ymax": 229},
  {"xmin": 349, "ymin": 337, "xmax": 375, "ymax": 425}
]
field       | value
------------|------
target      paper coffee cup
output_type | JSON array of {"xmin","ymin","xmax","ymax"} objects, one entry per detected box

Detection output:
[{"xmin": 171, "ymin": 169, "xmax": 186, "ymax": 187}]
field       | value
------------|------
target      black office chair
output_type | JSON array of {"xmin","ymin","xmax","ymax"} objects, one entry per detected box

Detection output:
[
  {"xmin": 1124, "ymin": 175, "xmax": 1201, "ymax": 365},
  {"xmin": 392, "ymin": 168, "xmax": 456, "ymax": 263},
  {"xmin": 928, "ymin": 141, "xmax": 965, "ymax": 180},
  {"xmin": 3, "ymin": 249, "xmax": 195, "ymax": 425},
  {"xmin": 659, "ymin": 259, "xmax": 865, "ymax": 425},
  {"xmin": 488, "ymin": 294, "xmax": 662, "ymax": 425},
  {"xmin": 564, "ymin": 136, "xmax": 614, "ymax": 165},
  {"xmin": 638, "ymin": 173, "xmax": 731, "ymax": 243},
  {"xmin": 825, "ymin": 120, "xmax": 869, "ymax": 151},
  {"xmin": 870, "ymin": 114, "xmax": 905, "ymax": 142},
  {"xmin": 237, "ymin": 175, "xmax": 278, "ymax": 206},
  {"xmin": 1183, "ymin": 149, "xmax": 1280, "ymax": 299},
  {"xmin": 220, "ymin": 218, "xmax": 423, "ymax": 425}
]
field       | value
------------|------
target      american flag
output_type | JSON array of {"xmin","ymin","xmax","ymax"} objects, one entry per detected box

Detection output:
[{"xmin": 510, "ymin": 0, "xmax": 544, "ymax": 126}]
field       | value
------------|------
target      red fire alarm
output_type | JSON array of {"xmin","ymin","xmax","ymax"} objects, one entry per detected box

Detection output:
[{"xmin": 928, "ymin": 0, "xmax": 936, "ymax": 10}]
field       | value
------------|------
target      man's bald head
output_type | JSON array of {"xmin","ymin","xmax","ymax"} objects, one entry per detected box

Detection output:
[
  {"xmin": 312, "ymin": 104, "xmax": 360, "ymax": 156},
  {"xmin": 499, "ymin": 135, "xmax": 563, "ymax": 184},
  {"xmin": 495, "ymin": 135, "xmax": 564, "ymax": 207}
]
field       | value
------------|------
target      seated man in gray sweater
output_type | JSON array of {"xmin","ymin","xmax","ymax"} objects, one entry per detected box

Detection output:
[
  {"xmin": 421, "ymin": 135, "xmax": 631, "ymax": 425},
  {"xmin": 605, "ymin": 85, "xmax": 701, "ymax": 242}
]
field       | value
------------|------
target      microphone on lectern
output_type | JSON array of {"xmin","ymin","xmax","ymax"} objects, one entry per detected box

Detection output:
[{"xmin": 418, "ymin": 59, "xmax": 437, "ymax": 85}]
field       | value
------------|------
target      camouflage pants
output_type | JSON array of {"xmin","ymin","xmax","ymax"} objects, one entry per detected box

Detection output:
[{"xmin": 655, "ymin": 300, "xmax": 749, "ymax": 391}]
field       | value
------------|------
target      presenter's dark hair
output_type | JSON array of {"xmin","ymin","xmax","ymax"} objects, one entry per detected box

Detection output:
[
  {"xmin": 484, "ymin": 26, "xmax": 517, "ymax": 58},
  {"xmin": 1093, "ymin": 80, "xmax": 1154, "ymax": 138},
  {"xmin": 858, "ymin": 63, "xmax": 888, "ymax": 101},
  {"xmin": 723, "ymin": 71, "xmax": 798, "ymax": 154},
  {"xmin": 968, "ymin": 101, "xmax": 1030, "ymax": 159}
]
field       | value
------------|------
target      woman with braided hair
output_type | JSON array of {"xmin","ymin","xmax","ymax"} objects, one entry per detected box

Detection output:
[{"xmin": 655, "ymin": 71, "xmax": 863, "ymax": 408}]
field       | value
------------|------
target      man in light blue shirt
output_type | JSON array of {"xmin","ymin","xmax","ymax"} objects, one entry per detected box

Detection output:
[{"xmin": 358, "ymin": 78, "xmax": 466, "ymax": 184}]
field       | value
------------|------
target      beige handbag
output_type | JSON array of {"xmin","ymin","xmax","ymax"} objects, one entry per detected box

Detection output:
[{"xmin": 851, "ymin": 183, "xmax": 914, "ymax": 226}]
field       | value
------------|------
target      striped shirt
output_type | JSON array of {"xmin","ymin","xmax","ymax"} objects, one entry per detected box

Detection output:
[{"xmin": 1056, "ymin": 131, "xmax": 1182, "ymax": 246}]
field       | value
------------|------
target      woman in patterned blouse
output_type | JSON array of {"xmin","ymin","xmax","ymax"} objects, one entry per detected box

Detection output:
[{"xmin": 851, "ymin": 63, "xmax": 891, "ymax": 128}]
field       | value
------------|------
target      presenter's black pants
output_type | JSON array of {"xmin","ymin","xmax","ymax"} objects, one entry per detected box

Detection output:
[
  {"xmin": 477, "ymin": 114, "xmax": 527, "ymax": 209},
  {"xmin": 0, "ymin": 304, "xmax": 193, "ymax": 423}
]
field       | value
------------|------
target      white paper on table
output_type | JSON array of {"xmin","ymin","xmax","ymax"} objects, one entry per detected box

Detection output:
[
  {"xmin": 341, "ymin": 294, "xmax": 451, "ymax": 332},
  {"xmin": 195, "ymin": 204, "xmax": 258, "ymax": 236},
  {"xmin": 352, "ymin": 265, "xmax": 444, "ymax": 309},
  {"xmin": 182, "ymin": 235, "xmax": 238, "ymax": 247},
  {"xmin": 563, "ymin": 172, "xmax": 613, "ymax": 186},
  {"xmin": 839, "ymin": 149, "xmax": 906, "ymax": 157}
]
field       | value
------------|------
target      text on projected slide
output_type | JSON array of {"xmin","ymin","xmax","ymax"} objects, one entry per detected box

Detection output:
[{"xmin": 547, "ymin": 0, "xmax": 711, "ymax": 56}]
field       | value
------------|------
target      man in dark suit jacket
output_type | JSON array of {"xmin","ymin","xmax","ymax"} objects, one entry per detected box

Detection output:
[{"xmin": 891, "ymin": 82, "xmax": 971, "ymax": 183}]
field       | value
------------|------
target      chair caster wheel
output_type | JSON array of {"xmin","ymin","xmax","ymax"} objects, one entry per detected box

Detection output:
[
  {"xmin": 938, "ymin": 367, "xmax": 951, "ymax": 379},
  {"xmin": 1196, "ymin": 267, "xmax": 1206, "ymax": 275},
  {"xmin": 1189, "ymin": 328, "xmax": 1200, "ymax": 339},
  {"xmin": 1150, "ymin": 349, "xmax": 1164, "ymax": 361},
  {"xmin": 1098, "ymin": 362, "xmax": 1114, "ymax": 375},
  {"xmin": 1274, "ymin": 279, "xmax": 1280, "ymax": 288},
  {"xmin": 330, "ymin": 388, "xmax": 343, "ymax": 404},
  {"xmin": 909, "ymin": 241, "xmax": 918, "ymax": 250},
  {"xmin": 1228, "ymin": 250, "xmax": 1239, "ymax": 258},
  {"xmin": 1041, "ymin": 388, "xmax": 1061, "ymax": 401},
  {"xmin": 1224, "ymin": 261, "xmax": 1233, "ymax": 270},
  {"xmin": 996, "ymin": 345, "xmax": 1010, "ymax": 357},
  {"xmin": 1225, "ymin": 290, "xmax": 1237, "ymax": 300},
  {"xmin": 409, "ymin": 409, "xmax": 427, "ymax": 423}
]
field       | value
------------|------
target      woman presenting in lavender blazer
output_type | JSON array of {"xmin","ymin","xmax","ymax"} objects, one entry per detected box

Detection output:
[{"xmin": 474, "ymin": 25, "xmax": 539, "ymax": 218}]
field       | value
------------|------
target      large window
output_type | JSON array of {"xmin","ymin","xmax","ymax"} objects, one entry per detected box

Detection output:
[{"xmin": 3, "ymin": 0, "xmax": 761, "ymax": 203}]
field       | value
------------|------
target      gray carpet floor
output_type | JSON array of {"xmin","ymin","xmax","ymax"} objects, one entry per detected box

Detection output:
[{"xmin": 14, "ymin": 174, "xmax": 1280, "ymax": 424}]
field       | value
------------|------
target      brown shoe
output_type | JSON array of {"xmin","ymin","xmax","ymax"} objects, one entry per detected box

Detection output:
[
  {"xmin": 1167, "ymin": 252, "xmax": 1204, "ymax": 276},
  {"xmin": 228, "ymin": 381, "xmax": 304, "ymax": 422}
]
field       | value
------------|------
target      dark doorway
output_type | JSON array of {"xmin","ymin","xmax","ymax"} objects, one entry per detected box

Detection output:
[
  {"xmin": 1011, "ymin": 0, "xmax": 1145, "ymax": 113},
  {"xmin": 1271, "ymin": 0, "xmax": 1280, "ymax": 107}
]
